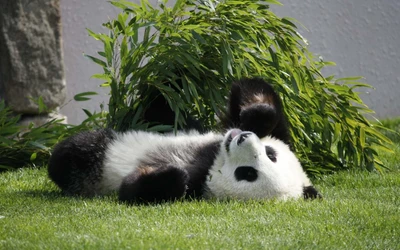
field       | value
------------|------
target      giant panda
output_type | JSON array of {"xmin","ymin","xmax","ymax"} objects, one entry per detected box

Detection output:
[{"xmin": 48, "ymin": 78, "xmax": 321, "ymax": 203}]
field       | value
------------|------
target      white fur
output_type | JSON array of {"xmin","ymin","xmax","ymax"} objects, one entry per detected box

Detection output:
[
  {"xmin": 205, "ymin": 130, "xmax": 311, "ymax": 200},
  {"xmin": 100, "ymin": 130, "xmax": 222, "ymax": 194}
]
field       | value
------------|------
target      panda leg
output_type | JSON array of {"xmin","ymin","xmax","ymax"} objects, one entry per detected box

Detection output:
[
  {"xmin": 303, "ymin": 186, "xmax": 323, "ymax": 200},
  {"xmin": 223, "ymin": 78, "xmax": 290, "ymax": 144},
  {"xmin": 118, "ymin": 165, "xmax": 189, "ymax": 204}
]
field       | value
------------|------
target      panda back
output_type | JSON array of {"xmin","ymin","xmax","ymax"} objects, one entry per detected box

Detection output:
[{"xmin": 48, "ymin": 129, "xmax": 116, "ymax": 196}]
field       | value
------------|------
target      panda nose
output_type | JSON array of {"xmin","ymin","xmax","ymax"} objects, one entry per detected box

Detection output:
[{"xmin": 237, "ymin": 132, "xmax": 252, "ymax": 145}]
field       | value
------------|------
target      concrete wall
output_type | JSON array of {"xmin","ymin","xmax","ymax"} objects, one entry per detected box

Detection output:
[
  {"xmin": 60, "ymin": 0, "xmax": 119, "ymax": 124},
  {"xmin": 271, "ymin": 0, "xmax": 400, "ymax": 120},
  {"xmin": 60, "ymin": 0, "xmax": 400, "ymax": 124}
]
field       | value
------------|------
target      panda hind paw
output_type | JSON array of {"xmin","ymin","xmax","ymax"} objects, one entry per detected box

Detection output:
[
  {"xmin": 119, "ymin": 165, "xmax": 189, "ymax": 204},
  {"xmin": 303, "ymin": 186, "xmax": 323, "ymax": 200}
]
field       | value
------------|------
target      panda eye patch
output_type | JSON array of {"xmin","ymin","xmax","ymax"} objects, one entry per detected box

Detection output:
[
  {"xmin": 234, "ymin": 166, "xmax": 258, "ymax": 182},
  {"xmin": 265, "ymin": 146, "xmax": 277, "ymax": 162}
]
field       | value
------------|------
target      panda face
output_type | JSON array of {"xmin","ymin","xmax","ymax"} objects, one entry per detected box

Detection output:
[
  {"xmin": 206, "ymin": 129, "xmax": 306, "ymax": 200},
  {"xmin": 224, "ymin": 129, "xmax": 279, "ymax": 183}
]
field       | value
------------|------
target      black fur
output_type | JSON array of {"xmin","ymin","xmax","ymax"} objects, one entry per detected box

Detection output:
[
  {"xmin": 234, "ymin": 167, "xmax": 258, "ymax": 182},
  {"xmin": 265, "ymin": 146, "xmax": 277, "ymax": 163},
  {"xmin": 48, "ymin": 129, "xmax": 115, "ymax": 196},
  {"xmin": 141, "ymin": 79, "xmax": 204, "ymax": 132},
  {"xmin": 119, "ymin": 165, "xmax": 190, "ymax": 204},
  {"xmin": 143, "ymin": 91, "xmax": 203, "ymax": 132},
  {"xmin": 303, "ymin": 186, "xmax": 323, "ymax": 200},
  {"xmin": 184, "ymin": 141, "xmax": 221, "ymax": 198},
  {"xmin": 222, "ymin": 78, "xmax": 291, "ymax": 144}
]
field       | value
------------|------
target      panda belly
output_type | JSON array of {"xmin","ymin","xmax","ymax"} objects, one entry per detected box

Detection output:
[
  {"xmin": 99, "ymin": 131, "xmax": 161, "ymax": 194},
  {"xmin": 99, "ymin": 130, "xmax": 223, "ymax": 195}
]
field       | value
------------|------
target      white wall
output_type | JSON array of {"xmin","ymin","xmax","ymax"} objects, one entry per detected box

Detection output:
[{"xmin": 60, "ymin": 0, "xmax": 400, "ymax": 124}]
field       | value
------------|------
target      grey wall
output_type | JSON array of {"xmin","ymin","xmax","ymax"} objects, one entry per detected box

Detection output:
[
  {"xmin": 271, "ymin": 0, "xmax": 400, "ymax": 120},
  {"xmin": 60, "ymin": 0, "xmax": 119, "ymax": 124},
  {"xmin": 60, "ymin": 0, "xmax": 400, "ymax": 124}
]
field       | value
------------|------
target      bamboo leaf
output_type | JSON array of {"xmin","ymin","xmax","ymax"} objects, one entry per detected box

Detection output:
[
  {"xmin": 38, "ymin": 96, "xmax": 46, "ymax": 114},
  {"xmin": 84, "ymin": 54, "xmax": 107, "ymax": 68},
  {"xmin": 74, "ymin": 92, "xmax": 98, "ymax": 102}
]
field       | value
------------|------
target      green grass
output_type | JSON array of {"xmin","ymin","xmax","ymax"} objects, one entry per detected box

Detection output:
[
  {"xmin": 1, "ymin": 121, "xmax": 399, "ymax": 249},
  {"xmin": 379, "ymin": 117, "xmax": 400, "ymax": 144}
]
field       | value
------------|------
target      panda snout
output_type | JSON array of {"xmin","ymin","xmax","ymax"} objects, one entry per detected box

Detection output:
[
  {"xmin": 224, "ymin": 130, "xmax": 256, "ymax": 153},
  {"xmin": 237, "ymin": 132, "xmax": 253, "ymax": 145}
]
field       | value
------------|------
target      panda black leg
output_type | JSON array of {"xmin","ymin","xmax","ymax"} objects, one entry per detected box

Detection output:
[
  {"xmin": 239, "ymin": 103, "xmax": 278, "ymax": 139},
  {"xmin": 223, "ymin": 78, "xmax": 291, "ymax": 144},
  {"xmin": 303, "ymin": 186, "xmax": 323, "ymax": 200},
  {"xmin": 48, "ymin": 129, "xmax": 116, "ymax": 197},
  {"xmin": 119, "ymin": 165, "xmax": 189, "ymax": 204}
]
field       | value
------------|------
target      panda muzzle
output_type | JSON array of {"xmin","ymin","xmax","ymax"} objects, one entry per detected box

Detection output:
[{"xmin": 237, "ymin": 132, "xmax": 253, "ymax": 145}]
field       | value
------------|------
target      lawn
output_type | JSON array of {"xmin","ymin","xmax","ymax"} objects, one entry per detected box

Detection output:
[{"xmin": 1, "ymin": 129, "xmax": 399, "ymax": 249}]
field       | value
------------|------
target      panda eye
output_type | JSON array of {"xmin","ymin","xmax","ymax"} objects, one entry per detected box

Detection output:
[{"xmin": 265, "ymin": 146, "xmax": 277, "ymax": 162}]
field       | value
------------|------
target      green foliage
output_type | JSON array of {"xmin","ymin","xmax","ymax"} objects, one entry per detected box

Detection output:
[
  {"xmin": 86, "ymin": 0, "xmax": 392, "ymax": 175},
  {"xmin": 0, "ymin": 101, "xmax": 105, "ymax": 171},
  {"xmin": 378, "ymin": 117, "xmax": 400, "ymax": 144}
]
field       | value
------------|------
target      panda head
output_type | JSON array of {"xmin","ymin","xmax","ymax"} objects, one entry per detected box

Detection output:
[{"xmin": 206, "ymin": 129, "xmax": 308, "ymax": 200}]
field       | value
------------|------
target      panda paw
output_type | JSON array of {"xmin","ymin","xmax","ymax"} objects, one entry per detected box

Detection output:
[
  {"xmin": 223, "ymin": 78, "xmax": 291, "ymax": 144},
  {"xmin": 119, "ymin": 165, "xmax": 189, "ymax": 204},
  {"xmin": 303, "ymin": 186, "xmax": 323, "ymax": 200},
  {"xmin": 239, "ymin": 103, "xmax": 278, "ymax": 138}
]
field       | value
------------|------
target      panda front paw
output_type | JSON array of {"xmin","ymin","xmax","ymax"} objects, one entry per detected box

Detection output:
[
  {"xmin": 119, "ymin": 165, "xmax": 189, "ymax": 204},
  {"xmin": 239, "ymin": 103, "xmax": 278, "ymax": 138}
]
